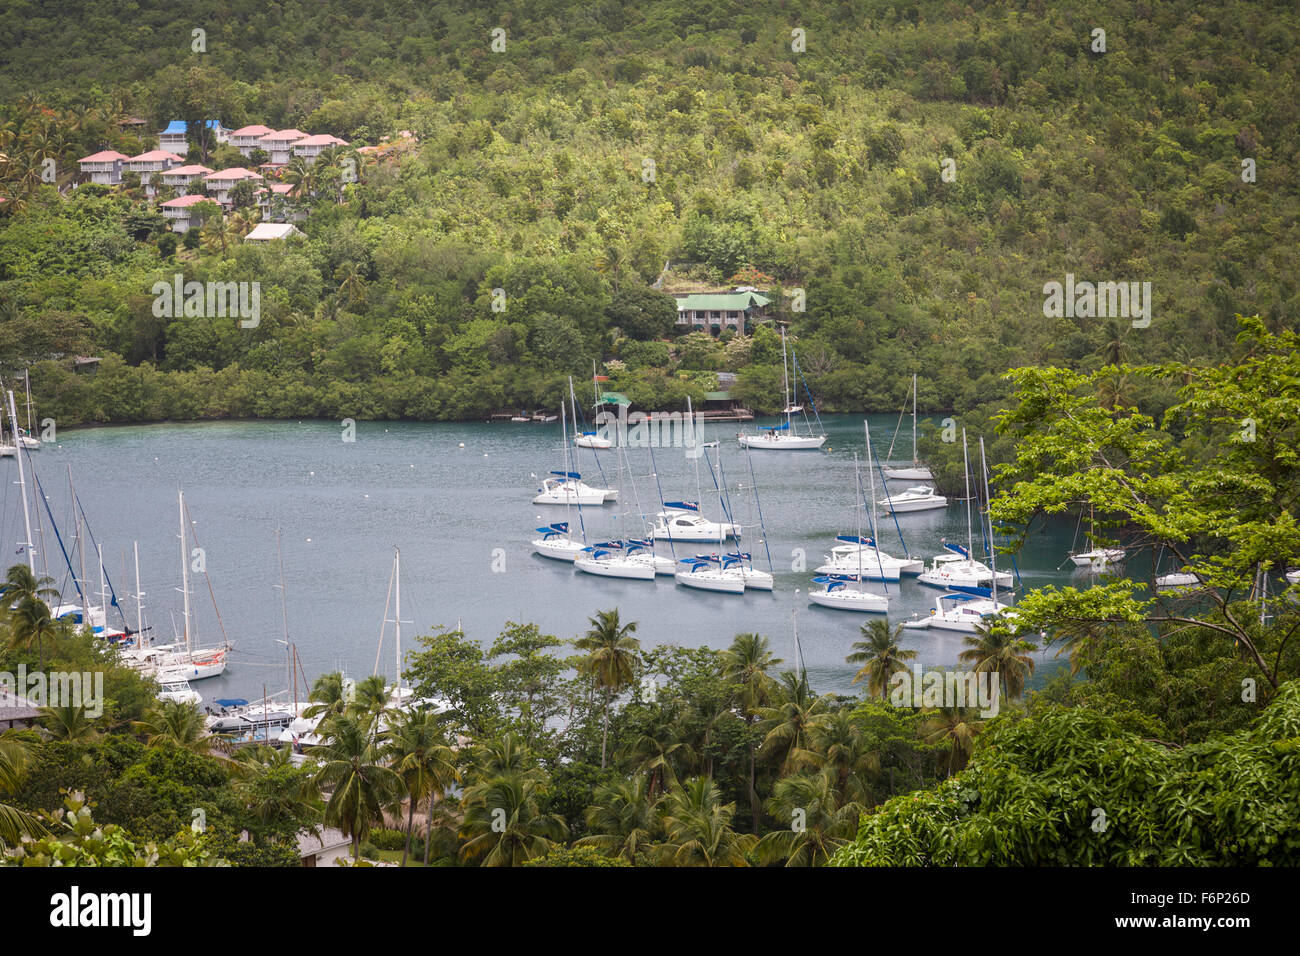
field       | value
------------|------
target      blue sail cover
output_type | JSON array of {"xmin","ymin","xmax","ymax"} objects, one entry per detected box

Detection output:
[
  {"xmin": 759, "ymin": 422, "xmax": 791, "ymax": 431},
  {"xmin": 835, "ymin": 534, "xmax": 870, "ymax": 545},
  {"xmin": 813, "ymin": 575, "xmax": 847, "ymax": 590},
  {"xmin": 664, "ymin": 501, "xmax": 699, "ymax": 511},
  {"xmin": 550, "ymin": 470, "xmax": 581, "ymax": 479},
  {"xmin": 943, "ymin": 542, "xmax": 971, "ymax": 558}
]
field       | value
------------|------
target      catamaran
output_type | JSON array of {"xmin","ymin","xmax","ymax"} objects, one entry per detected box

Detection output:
[
  {"xmin": 808, "ymin": 450, "xmax": 889, "ymax": 612},
  {"xmin": 881, "ymin": 374, "xmax": 931, "ymax": 479},
  {"xmin": 919, "ymin": 593, "xmax": 1017, "ymax": 634},
  {"xmin": 533, "ymin": 472, "xmax": 616, "ymax": 506},
  {"xmin": 574, "ymin": 444, "xmax": 663, "ymax": 580},
  {"xmin": 674, "ymin": 553, "xmax": 745, "ymax": 593},
  {"xmin": 650, "ymin": 502, "xmax": 739, "ymax": 543},
  {"xmin": 532, "ymin": 402, "xmax": 591, "ymax": 561},
  {"xmin": 738, "ymin": 326, "xmax": 826, "ymax": 450}
]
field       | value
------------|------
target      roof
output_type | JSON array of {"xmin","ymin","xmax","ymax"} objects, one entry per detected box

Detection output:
[
  {"xmin": 245, "ymin": 223, "xmax": 301, "ymax": 241},
  {"xmin": 77, "ymin": 150, "xmax": 129, "ymax": 163},
  {"xmin": 127, "ymin": 150, "xmax": 184, "ymax": 163},
  {"xmin": 0, "ymin": 688, "xmax": 42, "ymax": 722},
  {"xmin": 296, "ymin": 826, "xmax": 351, "ymax": 858},
  {"xmin": 257, "ymin": 183, "xmax": 295, "ymax": 195},
  {"xmin": 161, "ymin": 120, "xmax": 222, "ymax": 134},
  {"xmin": 164, "ymin": 164, "xmax": 214, "ymax": 176},
  {"xmin": 292, "ymin": 134, "xmax": 348, "ymax": 147},
  {"xmin": 230, "ymin": 124, "xmax": 275, "ymax": 137},
  {"xmin": 160, "ymin": 194, "xmax": 213, "ymax": 208},
  {"xmin": 204, "ymin": 168, "xmax": 263, "ymax": 182},
  {"xmin": 675, "ymin": 292, "xmax": 772, "ymax": 311},
  {"xmin": 259, "ymin": 128, "xmax": 307, "ymax": 142}
]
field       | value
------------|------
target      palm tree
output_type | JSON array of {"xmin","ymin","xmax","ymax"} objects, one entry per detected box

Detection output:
[
  {"xmin": 334, "ymin": 261, "xmax": 367, "ymax": 307},
  {"xmin": 622, "ymin": 723, "xmax": 692, "ymax": 797},
  {"xmin": 806, "ymin": 708, "xmax": 879, "ymax": 806},
  {"xmin": 459, "ymin": 772, "xmax": 568, "ymax": 866},
  {"xmin": 470, "ymin": 731, "xmax": 541, "ymax": 782},
  {"xmin": 921, "ymin": 706, "xmax": 984, "ymax": 775},
  {"xmin": 959, "ymin": 624, "xmax": 1038, "ymax": 700},
  {"xmin": 231, "ymin": 746, "xmax": 322, "ymax": 838},
  {"xmin": 382, "ymin": 707, "xmax": 459, "ymax": 866},
  {"xmin": 303, "ymin": 671, "xmax": 347, "ymax": 722},
  {"xmin": 595, "ymin": 244, "xmax": 627, "ymax": 292},
  {"xmin": 846, "ymin": 619, "xmax": 916, "ymax": 698},
  {"xmin": 346, "ymin": 674, "xmax": 389, "ymax": 725},
  {"xmin": 2, "ymin": 564, "xmax": 58, "ymax": 612},
  {"xmin": 0, "ymin": 733, "xmax": 46, "ymax": 846},
  {"xmin": 656, "ymin": 777, "xmax": 756, "ymax": 867},
  {"xmin": 757, "ymin": 670, "xmax": 831, "ymax": 777},
  {"xmin": 311, "ymin": 712, "xmax": 403, "ymax": 859},
  {"xmin": 132, "ymin": 699, "xmax": 214, "ymax": 753},
  {"xmin": 718, "ymin": 632, "xmax": 781, "ymax": 833},
  {"xmin": 756, "ymin": 770, "xmax": 865, "ymax": 866},
  {"xmin": 576, "ymin": 775, "xmax": 660, "ymax": 862},
  {"xmin": 39, "ymin": 703, "xmax": 100, "ymax": 743},
  {"xmin": 574, "ymin": 609, "xmax": 641, "ymax": 769},
  {"xmin": 7, "ymin": 596, "xmax": 64, "ymax": 665}
]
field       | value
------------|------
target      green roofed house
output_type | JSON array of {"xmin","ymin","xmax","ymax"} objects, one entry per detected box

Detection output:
[{"xmin": 674, "ymin": 288, "xmax": 772, "ymax": 334}]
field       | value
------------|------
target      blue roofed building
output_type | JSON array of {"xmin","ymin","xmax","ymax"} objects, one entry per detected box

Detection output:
[{"xmin": 158, "ymin": 120, "xmax": 227, "ymax": 155}]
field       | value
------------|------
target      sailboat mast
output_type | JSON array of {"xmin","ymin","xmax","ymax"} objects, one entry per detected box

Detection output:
[
  {"xmin": 981, "ymin": 435, "xmax": 997, "ymax": 605},
  {"xmin": 854, "ymin": 452, "xmax": 863, "ymax": 581},
  {"xmin": 133, "ymin": 540, "xmax": 144, "ymax": 641},
  {"xmin": 24, "ymin": 369, "xmax": 34, "ymax": 437},
  {"xmin": 780, "ymin": 326, "xmax": 791, "ymax": 424},
  {"xmin": 69, "ymin": 466, "xmax": 89, "ymax": 628},
  {"xmin": 394, "ymin": 547, "xmax": 402, "ymax": 693},
  {"xmin": 179, "ymin": 490, "xmax": 191, "ymax": 653},
  {"xmin": 7, "ymin": 391, "xmax": 34, "ymax": 573},
  {"xmin": 911, "ymin": 374, "xmax": 918, "ymax": 466},
  {"xmin": 276, "ymin": 526, "xmax": 290, "ymax": 665},
  {"xmin": 561, "ymin": 400, "xmax": 574, "ymax": 533},
  {"xmin": 962, "ymin": 429, "xmax": 973, "ymax": 558}
]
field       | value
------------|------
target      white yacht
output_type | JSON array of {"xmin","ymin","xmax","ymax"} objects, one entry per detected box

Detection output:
[
  {"xmin": 881, "ymin": 374, "xmax": 932, "ymax": 479},
  {"xmin": 880, "ymin": 485, "xmax": 948, "ymax": 513},
  {"xmin": 532, "ymin": 471, "xmax": 617, "ymax": 506},
  {"xmin": 920, "ymin": 594, "xmax": 1017, "ymax": 634},
  {"xmin": 815, "ymin": 535, "xmax": 923, "ymax": 581},
  {"xmin": 574, "ymin": 542, "xmax": 657, "ymax": 580},
  {"xmin": 158, "ymin": 678, "xmax": 202, "ymax": 707},
  {"xmin": 1070, "ymin": 547, "xmax": 1125, "ymax": 569},
  {"xmin": 1155, "ymin": 570, "xmax": 1200, "ymax": 589},
  {"xmin": 738, "ymin": 327, "xmax": 826, "ymax": 451},
  {"xmin": 532, "ymin": 522, "xmax": 586, "ymax": 562},
  {"xmin": 674, "ymin": 554, "xmax": 745, "ymax": 594},
  {"xmin": 918, "ymin": 546, "xmax": 1014, "ymax": 597},
  {"xmin": 649, "ymin": 501, "xmax": 738, "ymax": 543},
  {"xmin": 807, "ymin": 575, "xmax": 888, "ymax": 613},
  {"xmin": 620, "ymin": 538, "xmax": 676, "ymax": 576}
]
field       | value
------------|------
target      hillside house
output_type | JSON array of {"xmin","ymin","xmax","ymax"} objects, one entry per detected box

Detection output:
[
  {"xmin": 76, "ymin": 150, "xmax": 129, "ymax": 186},
  {"xmin": 245, "ymin": 222, "xmax": 303, "ymax": 242},
  {"xmin": 158, "ymin": 120, "xmax": 226, "ymax": 156},
  {"xmin": 256, "ymin": 183, "xmax": 304, "ymax": 222},
  {"xmin": 291, "ymin": 133, "xmax": 349, "ymax": 163},
  {"xmin": 159, "ymin": 193, "xmax": 213, "ymax": 232},
  {"xmin": 674, "ymin": 290, "xmax": 772, "ymax": 333},
  {"xmin": 228, "ymin": 124, "xmax": 275, "ymax": 156},
  {"xmin": 125, "ymin": 150, "xmax": 183, "ymax": 198},
  {"xmin": 159, "ymin": 164, "xmax": 214, "ymax": 193},
  {"xmin": 257, "ymin": 129, "xmax": 308, "ymax": 166},
  {"xmin": 203, "ymin": 167, "xmax": 263, "ymax": 207}
]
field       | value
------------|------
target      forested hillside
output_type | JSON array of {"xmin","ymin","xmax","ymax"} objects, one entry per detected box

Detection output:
[{"xmin": 0, "ymin": 0, "xmax": 1296, "ymax": 427}]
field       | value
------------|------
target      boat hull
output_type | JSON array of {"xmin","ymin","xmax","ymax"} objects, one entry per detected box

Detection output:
[
  {"xmin": 1070, "ymin": 549, "xmax": 1125, "ymax": 568},
  {"xmin": 808, "ymin": 589, "xmax": 888, "ymax": 613},
  {"xmin": 881, "ymin": 466, "xmax": 932, "ymax": 480},
  {"xmin": 533, "ymin": 489, "xmax": 616, "ymax": 506},
  {"xmin": 532, "ymin": 537, "xmax": 585, "ymax": 561},
  {"xmin": 574, "ymin": 557, "xmax": 656, "ymax": 580},
  {"xmin": 737, "ymin": 434, "xmax": 826, "ymax": 450},
  {"xmin": 574, "ymin": 435, "xmax": 612, "ymax": 449},
  {"xmin": 674, "ymin": 571, "xmax": 745, "ymax": 593},
  {"xmin": 882, "ymin": 496, "xmax": 948, "ymax": 513}
]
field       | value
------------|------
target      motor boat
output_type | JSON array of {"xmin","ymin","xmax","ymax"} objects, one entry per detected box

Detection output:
[
  {"xmin": 649, "ymin": 501, "xmax": 738, "ymax": 543},
  {"xmin": 1069, "ymin": 547, "xmax": 1125, "ymax": 569},
  {"xmin": 880, "ymin": 485, "xmax": 948, "ymax": 513},
  {"xmin": 158, "ymin": 678, "xmax": 202, "ymax": 707},
  {"xmin": 917, "ymin": 545, "xmax": 1014, "ymax": 596},
  {"xmin": 532, "ymin": 471, "xmax": 617, "ymax": 506},
  {"xmin": 1155, "ymin": 571, "xmax": 1201, "ymax": 589},
  {"xmin": 922, "ymin": 594, "xmax": 1017, "ymax": 634},
  {"xmin": 807, "ymin": 575, "xmax": 888, "ymax": 613}
]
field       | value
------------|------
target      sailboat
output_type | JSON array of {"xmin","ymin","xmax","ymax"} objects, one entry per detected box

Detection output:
[
  {"xmin": 532, "ymin": 401, "xmax": 589, "ymax": 561},
  {"xmin": 574, "ymin": 443, "xmax": 660, "ymax": 580},
  {"xmin": 738, "ymin": 326, "xmax": 826, "ymax": 450},
  {"xmin": 817, "ymin": 423, "xmax": 924, "ymax": 579},
  {"xmin": 917, "ymin": 431, "xmax": 1011, "ymax": 596},
  {"xmin": 881, "ymin": 374, "xmax": 930, "ymax": 479},
  {"xmin": 808, "ymin": 451, "xmax": 889, "ymax": 613},
  {"xmin": 650, "ymin": 398, "xmax": 739, "ymax": 542},
  {"xmin": 1068, "ymin": 504, "xmax": 1125, "ymax": 568},
  {"xmin": 16, "ymin": 371, "xmax": 40, "ymax": 450},
  {"xmin": 573, "ymin": 366, "xmax": 612, "ymax": 449}
]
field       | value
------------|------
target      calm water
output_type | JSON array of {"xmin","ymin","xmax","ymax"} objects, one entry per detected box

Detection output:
[{"xmin": 1, "ymin": 416, "xmax": 1089, "ymax": 701}]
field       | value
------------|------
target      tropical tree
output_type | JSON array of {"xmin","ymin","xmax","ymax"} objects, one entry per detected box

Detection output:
[
  {"xmin": 656, "ymin": 777, "xmax": 756, "ymax": 867},
  {"xmin": 806, "ymin": 708, "xmax": 879, "ymax": 805},
  {"xmin": 0, "ymin": 733, "xmax": 46, "ymax": 846},
  {"xmin": 757, "ymin": 670, "xmax": 831, "ymax": 778},
  {"xmin": 756, "ymin": 770, "xmax": 865, "ymax": 866},
  {"xmin": 459, "ymin": 772, "xmax": 568, "ymax": 866},
  {"xmin": 132, "ymin": 699, "xmax": 214, "ymax": 753},
  {"xmin": 382, "ymin": 706, "xmax": 459, "ymax": 866},
  {"xmin": 959, "ymin": 624, "xmax": 1037, "ymax": 700},
  {"xmin": 311, "ymin": 712, "xmax": 403, "ymax": 859},
  {"xmin": 718, "ymin": 632, "xmax": 781, "ymax": 833},
  {"xmin": 6, "ymin": 597, "xmax": 64, "ymax": 665},
  {"xmin": 621, "ymin": 722, "xmax": 691, "ymax": 797},
  {"xmin": 38, "ymin": 703, "xmax": 100, "ymax": 743},
  {"xmin": 576, "ymin": 774, "xmax": 660, "ymax": 862},
  {"xmin": 303, "ymin": 671, "xmax": 348, "ymax": 723},
  {"xmin": 231, "ymin": 745, "xmax": 322, "ymax": 839},
  {"xmin": 574, "ymin": 609, "xmax": 641, "ymax": 769},
  {"xmin": 847, "ymin": 619, "xmax": 916, "ymax": 698},
  {"xmin": 921, "ymin": 706, "xmax": 985, "ymax": 775},
  {"xmin": 2, "ymin": 564, "xmax": 58, "ymax": 614}
]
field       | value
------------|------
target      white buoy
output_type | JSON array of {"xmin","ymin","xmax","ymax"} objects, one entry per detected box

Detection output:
[{"xmin": 459, "ymin": 443, "xmax": 465, "ymax": 448}]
